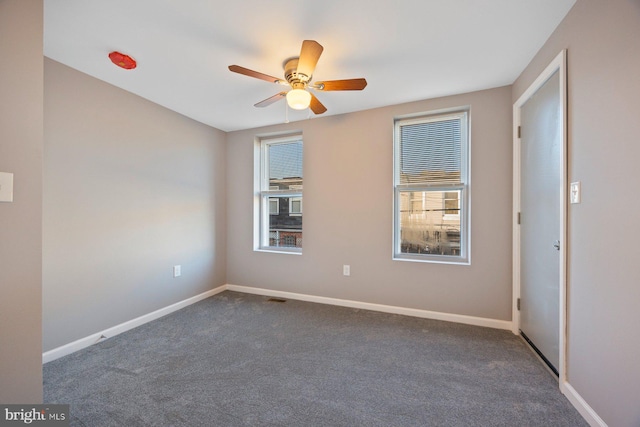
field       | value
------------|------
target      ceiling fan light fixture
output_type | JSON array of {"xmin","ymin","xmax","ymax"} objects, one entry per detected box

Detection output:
[{"xmin": 286, "ymin": 89, "xmax": 311, "ymax": 110}]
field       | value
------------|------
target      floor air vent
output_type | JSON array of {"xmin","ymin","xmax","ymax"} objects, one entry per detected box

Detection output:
[{"xmin": 267, "ymin": 297, "xmax": 287, "ymax": 303}]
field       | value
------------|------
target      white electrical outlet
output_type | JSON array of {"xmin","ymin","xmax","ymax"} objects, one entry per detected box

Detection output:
[
  {"xmin": 343, "ymin": 265, "xmax": 350, "ymax": 276},
  {"xmin": 173, "ymin": 265, "xmax": 181, "ymax": 277}
]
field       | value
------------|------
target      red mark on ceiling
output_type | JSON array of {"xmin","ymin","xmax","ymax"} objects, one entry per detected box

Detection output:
[{"xmin": 108, "ymin": 51, "xmax": 137, "ymax": 70}]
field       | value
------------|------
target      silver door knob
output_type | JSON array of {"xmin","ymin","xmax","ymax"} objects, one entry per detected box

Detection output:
[{"xmin": 553, "ymin": 240, "xmax": 560, "ymax": 251}]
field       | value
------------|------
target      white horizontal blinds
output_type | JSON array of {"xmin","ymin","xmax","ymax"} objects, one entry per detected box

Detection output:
[
  {"xmin": 268, "ymin": 140, "xmax": 303, "ymax": 187},
  {"xmin": 399, "ymin": 117, "xmax": 462, "ymax": 185}
]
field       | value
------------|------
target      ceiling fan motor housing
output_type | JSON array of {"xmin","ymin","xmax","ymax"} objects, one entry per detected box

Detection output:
[{"xmin": 284, "ymin": 58, "xmax": 310, "ymax": 89}]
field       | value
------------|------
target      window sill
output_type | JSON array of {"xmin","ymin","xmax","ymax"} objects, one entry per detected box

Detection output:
[
  {"xmin": 255, "ymin": 248, "xmax": 302, "ymax": 255},
  {"xmin": 393, "ymin": 254, "xmax": 470, "ymax": 265}
]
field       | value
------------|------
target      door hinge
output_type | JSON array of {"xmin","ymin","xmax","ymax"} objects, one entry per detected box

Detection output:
[
  {"xmin": 517, "ymin": 212, "xmax": 521, "ymax": 224},
  {"xmin": 517, "ymin": 125, "xmax": 521, "ymax": 139},
  {"xmin": 517, "ymin": 298, "xmax": 521, "ymax": 311}
]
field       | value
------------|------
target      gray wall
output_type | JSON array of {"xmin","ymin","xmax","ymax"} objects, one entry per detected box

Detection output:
[
  {"xmin": 0, "ymin": 0, "xmax": 44, "ymax": 403},
  {"xmin": 43, "ymin": 59, "xmax": 227, "ymax": 351},
  {"xmin": 226, "ymin": 86, "xmax": 513, "ymax": 321},
  {"xmin": 513, "ymin": 1, "xmax": 640, "ymax": 425}
]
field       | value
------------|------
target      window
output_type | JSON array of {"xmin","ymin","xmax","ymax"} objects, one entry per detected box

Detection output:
[
  {"xmin": 269, "ymin": 198, "xmax": 279, "ymax": 215},
  {"xmin": 393, "ymin": 110, "xmax": 469, "ymax": 263},
  {"xmin": 256, "ymin": 134, "xmax": 303, "ymax": 252},
  {"xmin": 289, "ymin": 197, "xmax": 302, "ymax": 216},
  {"xmin": 443, "ymin": 191, "xmax": 460, "ymax": 219}
]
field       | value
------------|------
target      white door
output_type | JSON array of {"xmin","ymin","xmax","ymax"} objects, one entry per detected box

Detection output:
[{"xmin": 514, "ymin": 51, "xmax": 566, "ymax": 378}]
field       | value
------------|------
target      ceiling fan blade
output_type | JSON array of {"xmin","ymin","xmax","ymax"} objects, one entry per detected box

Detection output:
[
  {"xmin": 229, "ymin": 65, "xmax": 286, "ymax": 85},
  {"xmin": 254, "ymin": 92, "xmax": 287, "ymax": 108},
  {"xmin": 296, "ymin": 40, "xmax": 323, "ymax": 79},
  {"xmin": 309, "ymin": 93, "xmax": 327, "ymax": 115},
  {"xmin": 314, "ymin": 78, "xmax": 368, "ymax": 91}
]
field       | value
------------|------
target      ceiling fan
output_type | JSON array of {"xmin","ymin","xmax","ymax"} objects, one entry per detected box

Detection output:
[{"xmin": 228, "ymin": 40, "xmax": 367, "ymax": 115}]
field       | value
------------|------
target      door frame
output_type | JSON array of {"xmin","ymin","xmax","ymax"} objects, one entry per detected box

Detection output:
[{"xmin": 512, "ymin": 50, "xmax": 567, "ymax": 384}]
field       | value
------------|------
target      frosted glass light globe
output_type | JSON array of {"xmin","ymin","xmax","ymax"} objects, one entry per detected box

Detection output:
[{"xmin": 286, "ymin": 89, "xmax": 311, "ymax": 110}]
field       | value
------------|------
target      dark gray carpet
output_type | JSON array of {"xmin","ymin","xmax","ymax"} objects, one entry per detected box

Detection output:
[{"xmin": 44, "ymin": 291, "xmax": 587, "ymax": 426}]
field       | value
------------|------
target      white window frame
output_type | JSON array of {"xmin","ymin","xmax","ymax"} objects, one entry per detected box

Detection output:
[
  {"xmin": 393, "ymin": 109, "xmax": 470, "ymax": 264},
  {"xmin": 254, "ymin": 133, "xmax": 303, "ymax": 254}
]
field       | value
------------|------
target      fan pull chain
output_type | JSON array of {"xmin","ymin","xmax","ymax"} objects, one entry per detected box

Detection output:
[{"xmin": 285, "ymin": 101, "xmax": 290, "ymax": 123}]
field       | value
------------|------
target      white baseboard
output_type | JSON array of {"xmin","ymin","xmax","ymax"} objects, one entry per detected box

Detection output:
[
  {"xmin": 43, "ymin": 283, "xmax": 510, "ymax": 364},
  {"xmin": 42, "ymin": 285, "xmax": 227, "ymax": 364},
  {"xmin": 225, "ymin": 284, "xmax": 512, "ymax": 331},
  {"xmin": 561, "ymin": 382, "xmax": 607, "ymax": 427},
  {"xmin": 44, "ymin": 283, "xmax": 602, "ymax": 427}
]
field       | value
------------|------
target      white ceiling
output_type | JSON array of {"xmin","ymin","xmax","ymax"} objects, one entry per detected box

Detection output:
[{"xmin": 44, "ymin": 0, "xmax": 575, "ymax": 132}]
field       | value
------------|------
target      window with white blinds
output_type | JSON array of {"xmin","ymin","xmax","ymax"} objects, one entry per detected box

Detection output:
[
  {"xmin": 255, "ymin": 134, "xmax": 303, "ymax": 253},
  {"xmin": 399, "ymin": 117, "xmax": 462, "ymax": 185},
  {"xmin": 268, "ymin": 141, "xmax": 303, "ymax": 183},
  {"xmin": 393, "ymin": 110, "xmax": 469, "ymax": 264}
]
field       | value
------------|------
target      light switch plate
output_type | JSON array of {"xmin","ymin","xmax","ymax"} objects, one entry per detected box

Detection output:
[
  {"xmin": 570, "ymin": 181, "xmax": 581, "ymax": 204},
  {"xmin": 0, "ymin": 172, "xmax": 14, "ymax": 202}
]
